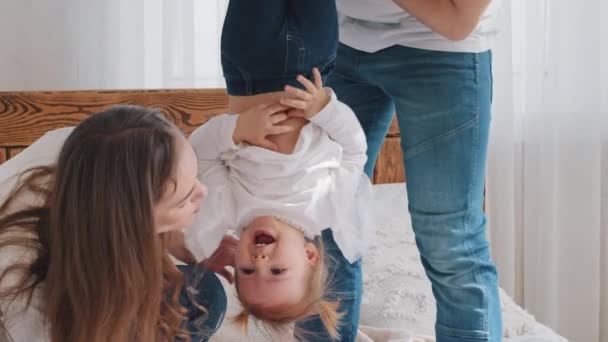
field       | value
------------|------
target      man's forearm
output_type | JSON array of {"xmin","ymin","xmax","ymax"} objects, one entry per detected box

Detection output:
[{"xmin": 392, "ymin": 0, "xmax": 491, "ymax": 41}]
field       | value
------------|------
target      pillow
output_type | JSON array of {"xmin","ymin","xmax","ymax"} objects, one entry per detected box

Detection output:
[{"xmin": 0, "ymin": 127, "xmax": 72, "ymax": 203}]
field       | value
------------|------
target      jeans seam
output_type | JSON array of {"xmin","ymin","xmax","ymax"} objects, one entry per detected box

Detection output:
[
  {"xmin": 465, "ymin": 52, "xmax": 489, "ymax": 334},
  {"xmin": 402, "ymin": 115, "xmax": 479, "ymax": 160},
  {"xmin": 285, "ymin": 34, "xmax": 290, "ymax": 74},
  {"xmin": 318, "ymin": 55, "xmax": 336, "ymax": 75},
  {"xmin": 436, "ymin": 323, "xmax": 490, "ymax": 340},
  {"xmin": 285, "ymin": 33, "xmax": 306, "ymax": 74},
  {"xmin": 489, "ymin": 51, "xmax": 494, "ymax": 103},
  {"xmin": 222, "ymin": 52, "xmax": 252, "ymax": 94}
]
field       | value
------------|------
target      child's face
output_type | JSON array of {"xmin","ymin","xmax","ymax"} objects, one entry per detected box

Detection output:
[{"xmin": 235, "ymin": 216, "xmax": 319, "ymax": 309}]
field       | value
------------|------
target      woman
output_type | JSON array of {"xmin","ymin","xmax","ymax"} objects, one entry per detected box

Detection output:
[{"xmin": 0, "ymin": 106, "xmax": 226, "ymax": 342}]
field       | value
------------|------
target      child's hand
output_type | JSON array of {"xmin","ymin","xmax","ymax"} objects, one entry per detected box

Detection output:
[
  {"xmin": 233, "ymin": 104, "xmax": 294, "ymax": 151},
  {"xmin": 201, "ymin": 235, "xmax": 238, "ymax": 284},
  {"xmin": 281, "ymin": 67, "xmax": 330, "ymax": 119}
]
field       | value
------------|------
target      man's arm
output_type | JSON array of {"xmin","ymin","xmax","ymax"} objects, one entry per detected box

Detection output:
[{"xmin": 392, "ymin": 0, "xmax": 491, "ymax": 41}]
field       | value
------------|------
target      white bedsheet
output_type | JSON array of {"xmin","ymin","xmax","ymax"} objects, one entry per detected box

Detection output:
[{"xmin": 211, "ymin": 183, "xmax": 567, "ymax": 341}]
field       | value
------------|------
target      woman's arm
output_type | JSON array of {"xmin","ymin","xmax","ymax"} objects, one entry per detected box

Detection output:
[{"xmin": 392, "ymin": 0, "xmax": 491, "ymax": 41}]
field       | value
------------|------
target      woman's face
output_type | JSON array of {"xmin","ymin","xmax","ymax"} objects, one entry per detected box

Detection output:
[{"xmin": 154, "ymin": 134, "xmax": 207, "ymax": 233}]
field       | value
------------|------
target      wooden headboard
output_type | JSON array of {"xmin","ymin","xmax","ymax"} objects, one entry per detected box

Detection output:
[{"xmin": 0, "ymin": 89, "xmax": 405, "ymax": 184}]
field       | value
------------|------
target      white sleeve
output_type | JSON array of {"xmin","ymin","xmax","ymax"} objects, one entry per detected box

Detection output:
[
  {"xmin": 309, "ymin": 92, "xmax": 376, "ymax": 262},
  {"xmin": 185, "ymin": 114, "xmax": 239, "ymax": 261},
  {"xmin": 189, "ymin": 114, "xmax": 239, "ymax": 160},
  {"xmin": 188, "ymin": 114, "xmax": 239, "ymax": 185},
  {"xmin": 309, "ymin": 89, "xmax": 368, "ymax": 172}
]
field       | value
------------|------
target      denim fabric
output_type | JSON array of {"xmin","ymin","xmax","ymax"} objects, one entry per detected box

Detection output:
[
  {"xmin": 220, "ymin": 0, "xmax": 338, "ymax": 95},
  {"xmin": 327, "ymin": 43, "xmax": 502, "ymax": 342},
  {"xmin": 178, "ymin": 265, "xmax": 227, "ymax": 342},
  {"xmin": 294, "ymin": 229, "xmax": 363, "ymax": 342}
]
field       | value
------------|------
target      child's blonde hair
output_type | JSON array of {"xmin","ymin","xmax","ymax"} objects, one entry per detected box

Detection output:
[{"xmin": 233, "ymin": 240, "xmax": 344, "ymax": 340}]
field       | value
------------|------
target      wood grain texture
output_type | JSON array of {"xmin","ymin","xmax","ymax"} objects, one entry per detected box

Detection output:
[
  {"xmin": 7, "ymin": 147, "xmax": 25, "ymax": 159},
  {"xmin": 0, "ymin": 89, "xmax": 405, "ymax": 183},
  {"xmin": 374, "ymin": 136, "xmax": 405, "ymax": 184},
  {"xmin": 0, "ymin": 89, "xmax": 229, "ymax": 146}
]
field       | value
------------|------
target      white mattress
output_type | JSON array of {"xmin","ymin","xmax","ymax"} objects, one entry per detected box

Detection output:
[{"xmin": 211, "ymin": 183, "xmax": 567, "ymax": 341}]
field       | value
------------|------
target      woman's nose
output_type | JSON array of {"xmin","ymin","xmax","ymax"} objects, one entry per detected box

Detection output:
[{"xmin": 192, "ymin": 182, "xmax": 208, "ymax": 202}]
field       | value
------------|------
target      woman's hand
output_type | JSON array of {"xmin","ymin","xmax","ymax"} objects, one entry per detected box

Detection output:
[
  {"xmin": 233, "ymin": 104, "xmax": 294, "ymax": 151},
  {"xmin": 200, "ymin": 235, "xmax": 239, "ymax": 284},
  {"xmin": 392, "ymin": 0, "xmax": 491, "ymax": 41},
  {"xmin": 280, "ymin": 67, "xmax": 330, "ymax": 119}
]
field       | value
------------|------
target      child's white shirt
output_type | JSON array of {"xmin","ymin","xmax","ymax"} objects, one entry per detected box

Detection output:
[{"xmin": 185, "ymin": 90, "xmax": 373, "ymax": 263}]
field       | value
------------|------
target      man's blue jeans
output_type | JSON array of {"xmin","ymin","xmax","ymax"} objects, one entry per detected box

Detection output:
[{"xmin": 328, "ymin": 43, "xmax": 502, "ymax": 342}]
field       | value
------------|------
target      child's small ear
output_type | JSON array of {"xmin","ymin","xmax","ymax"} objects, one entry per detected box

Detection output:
[{"xmin": 304, "ymin": 243, "xmax": 320, "ymax": 265}]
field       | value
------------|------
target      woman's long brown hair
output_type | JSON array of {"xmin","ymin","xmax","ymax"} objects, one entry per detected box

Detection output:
[{"xmin": 0, "ymin": 106, "xmax": 196, "ymax": 342}]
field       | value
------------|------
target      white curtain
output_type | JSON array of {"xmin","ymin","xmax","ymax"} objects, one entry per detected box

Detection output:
[
  {"xmin": 488, "ymin": 1, "xmax": 608, "ymax": 341},
  {"xmin": 0, "ymin": 0, "xmax": 228, "ymax": 91},
  {"xmin": 1, "ymin": 1, "xmax": 606, "ymax": 341}
]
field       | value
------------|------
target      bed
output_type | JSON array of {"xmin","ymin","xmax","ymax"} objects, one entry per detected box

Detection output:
[{"xmin": 0, "ymin": 89, "xmax": 566, "ymax": 341}]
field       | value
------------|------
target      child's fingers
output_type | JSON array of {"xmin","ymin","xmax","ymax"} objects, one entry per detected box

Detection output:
[
  {"xmin": 264, "ymin": 104, "xmax": 288, "ymax": 116},
  {"xmin": 287, "ymin": 108, "xmax": 307, "ymax": 118},
  {"xmin": 280, "ymin": 98, "xmax": 308, "ymax": 110},
  {"xmin": 284, "ymin": 85, "xmax": 313, "ymax": 101},
  {"xmin": 268, "ymin": 124, "xmax": 295, "ymax": 136},
  {"xmin": 296, "ymin": 74, "xmax": 317, "ymax": 94},
  {"xmin": 270, "ymin": 113, "xmax": 288, "ymax": 124},
  {"xmin": 313, "ymin": 68, "xmax": 323, "ymax": 89}
]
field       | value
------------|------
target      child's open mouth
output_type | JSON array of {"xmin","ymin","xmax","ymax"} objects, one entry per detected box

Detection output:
[{"xmin": 254, "ymin": 230, "xmax": 276, "ymax": 246}]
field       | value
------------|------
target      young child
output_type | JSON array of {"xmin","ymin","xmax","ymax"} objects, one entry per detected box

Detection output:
[
  {"xmin": 186, "ymin": 69, "xmax": 372, "ymax": 340},
  {"xmin": 185, "ymin": 1, "xmax": 372, "ymax": 340}
]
